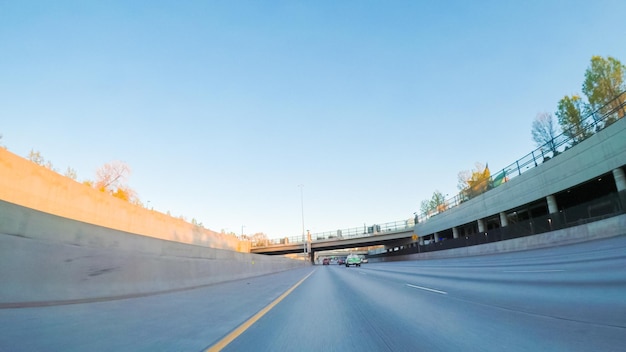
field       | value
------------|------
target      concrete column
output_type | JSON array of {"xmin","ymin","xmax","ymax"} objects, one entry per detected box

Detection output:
[
  {"xmin": 477, "ymin": 219, "xmax": 485, "ymax": 233},
  {"xmin": 546, "ymin": 194, "xmax": 561, "ymax": 229},
  {"xmin": 614, "ymin": 167, "xmax": 626, "ymax": 190},
  {"xmin": 613, "ymin": 168, "xmax": 626, "ymax": 209},
  {"xmin": 434, "ymin": 232, "xmax": 440, "ymax": 242},
  {"xmin": 546, "ymin": 195, "xmax": 558, "ymax": 214},
  {"xmin": 499, "ymin": 212, "xmax": 508, "ymax": 227},
  {"xmin": 452, "ymin": 227, "xmax": 459, "ymax": 239}
]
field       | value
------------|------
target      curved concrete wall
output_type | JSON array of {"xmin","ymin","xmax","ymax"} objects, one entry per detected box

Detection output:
[
  {"xmin": 0, "ymin": 200, "xmax": 305, "ymax": 307},
  {"xmin": 417, "ymin": 116, "xmax": 626, "ymax": 235}
]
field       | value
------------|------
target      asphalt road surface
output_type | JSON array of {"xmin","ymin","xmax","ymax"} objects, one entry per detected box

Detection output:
[{"xmin": 1, "ymin": 236, "xmax": 625, "ymax": 351}]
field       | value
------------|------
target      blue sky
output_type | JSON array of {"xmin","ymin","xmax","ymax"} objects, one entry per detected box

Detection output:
[{"xmin": 2, "ymin": 1, "xmax": 625, "ymax": 239}]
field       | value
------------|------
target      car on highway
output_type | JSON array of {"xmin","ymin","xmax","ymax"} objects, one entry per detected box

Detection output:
[
  {"xmin": 322, "ymin": 258, "xmax": 330, "ymax": 265},
  {"xmin": 345, "ymin": 253, "xmax": 362, "ymax": 267},
  {"xmin": 360, "ymin": 256, "xmax": 368, "ymax": 263}
]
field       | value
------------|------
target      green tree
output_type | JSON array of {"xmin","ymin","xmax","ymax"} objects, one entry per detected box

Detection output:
[
  {"xmin": 556, "ymin": 95, "xmax": 591, "ymax": 145},
  {"xmin": 419, "ymin": 190, "xmax": 447, "ymax": 217},
  {"xmin": 419, "ymin": 199, "xmax": 431, "ymax": 217},
  {"xmin": 430, "ymin": 190, "xmax": 447, "ymax": 213},
  {"xmin": 582, "ymin": 56, "xmax": 626, "ymax": 125}
]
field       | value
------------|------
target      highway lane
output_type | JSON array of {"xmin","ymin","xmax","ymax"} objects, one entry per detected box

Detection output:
[
  {"xmin": 1, "ymin": 236, "xmax": 624, "ymax": 351},
  {"xmin": 365, "ymin": 238, "xmax": 626, "ymax": 328},
  {"xmin": 223, "ymin": 236, "xmax": 626, "ymax": 351},
  {"xmin": 0, "ymin": 267, "xmax": 314, "ymax": 351}
]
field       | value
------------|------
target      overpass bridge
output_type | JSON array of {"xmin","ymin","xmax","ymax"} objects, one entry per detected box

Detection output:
[{"xmin": 251, "ymin": 221, "xmax": 415, "ymax": 261}]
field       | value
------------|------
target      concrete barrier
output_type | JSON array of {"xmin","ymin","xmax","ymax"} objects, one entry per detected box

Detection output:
[
  {"xmin": 0, "ymin": 200, "xmax": 305, "ymax": 307},
  {"xmin": 0, "ymin": 148, "xmax": 245, "ymax": 251},
  {"xmin": 373, "ymin": 214, "xmax": 626, "ymax": 262}
]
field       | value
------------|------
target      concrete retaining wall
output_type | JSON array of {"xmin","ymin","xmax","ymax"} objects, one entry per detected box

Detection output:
[
  {"xmin": 0, "ymin": 200, "xmax": 305, "ymax": 307},
  {"xmin": 374, "ymin": 214, "xmax": 626, "ymax": 262},
  {"xmin": 0, "ymin": 148, "xmax": 245, "ymax": 251}
]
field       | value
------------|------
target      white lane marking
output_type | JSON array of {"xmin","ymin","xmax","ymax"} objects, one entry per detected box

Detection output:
[
  {"xmin": 406, "ymin": 284, "xmax": 447, "ymax": 295},
  {"xmin": 502, "ymin": 270, "xmax": 565, "ymax": 273}
]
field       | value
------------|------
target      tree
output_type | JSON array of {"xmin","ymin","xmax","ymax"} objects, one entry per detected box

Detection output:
[
  {"xmin": 191, "ymin": 218, "xmax": 204, "ymax": 228},
  {"xmin": 419, "ymin": 199, "xmax": 431, "ymax": 217},
  {"xmin": 91, "ymin": 161, "xmax": 138, "ymax": 203},
  {"xmin": 582, "ymin": 56, "xmax": 626, "ymax": 125},
  {"xmin": 531, "ymin": 112, "xmax": 560, "ymax": 155},
  {"xmin": 250, "ymin": 232, "xmax": 269, "ymax": 246},
  {"xmin": 220, "ymin": 229, "xmax": 237, "ymax": 236},
  {"xmin": 95, "ymin": 161, "xmax": 130, "ymax": 191},
  {"xmin": 64, "ymin": 167, "xmax": 78, "ymax": 180},
  {"xmin": 458, "ymin": 162, "xmax": 491, "ymax": 200},
  {"xmin": 555, "ymin": 95, "xmax": 591, "ymax": 145},
  {"xmin": 27, "ymin": 150, "xmax": 45, "ymax": 166},
  {"xmin": 430, "ymin": 190, "xmax": 447, "ymax": 213},
  {"xmin": 111, "ymin": 185, "xmax": 136, "ymax": 202},
  {"xmin": 27, "ymin": 149, "xmax": 55, "ymax": 170},
  {"xmin": 419, "ymin": 190, "xmax": 448, "ymax": 217}
]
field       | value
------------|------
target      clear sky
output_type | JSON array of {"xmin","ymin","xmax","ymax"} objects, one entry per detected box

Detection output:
[{"xmin": 2, "ymin": 1, "xmax": 625, "ymax": 239}]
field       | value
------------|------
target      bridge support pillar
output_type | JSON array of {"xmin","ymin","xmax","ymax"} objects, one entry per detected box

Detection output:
[
  {"xmin": 452, "ymin": 227, "xmax": 459, "ymax": 239},
  {"xmin": 498, "ymin": 212, "xmax": 509, "ymax": 240},
  {"xmin": 546, "ymin": 194, "xmax": 560, "ymax": 229},
  {"xmin": 499, "ymin": 212, "xmax": 508, "ymax": 227},
  {"xmin": 546, "ymin": 195, "xmax": 558, "ymax": 214},
  {"xmin": 477, "ymin": 219, "xmax": 485, "ymax": 233},
  {"xmin": 613, "ymin": 167, "xmax": 626, "ymax": 209},
  {"xmin": 434, "ymin": 232, "xmax": 440, "ymax": 242}
]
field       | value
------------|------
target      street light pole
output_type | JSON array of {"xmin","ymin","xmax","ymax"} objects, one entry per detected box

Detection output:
[{"xmin": 298, "ymin": 184, "xmax": 305, "ymax": 261}]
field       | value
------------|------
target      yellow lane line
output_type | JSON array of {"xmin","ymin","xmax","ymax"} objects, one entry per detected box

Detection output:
[{"xmin": 205, "ymin": 269, "xmax": 316, "ymax": 352}]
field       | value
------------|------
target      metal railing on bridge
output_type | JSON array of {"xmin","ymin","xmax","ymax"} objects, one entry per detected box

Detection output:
[
  {"xmin": 251, "ymin": 219, "xmax": 413, "ymax": 247},
  {"xmin": 417, "ymin": 91, "xmax": 626, "ymax": 221}
]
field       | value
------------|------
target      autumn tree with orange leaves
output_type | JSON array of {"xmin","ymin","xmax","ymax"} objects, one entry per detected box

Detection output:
[
  {"xmin": 458, "ymin": 162, "xmax": 491, "ymax": 201},
  {"xmin": 85, "ymin": 161, "xmax": 139, "ymax": 203}
]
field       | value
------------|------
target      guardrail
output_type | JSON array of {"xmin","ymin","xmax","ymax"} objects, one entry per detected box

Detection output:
[
  {"xmin": 252, "ymin": 220, "xmax": 413, "ymax": 247},
  {"xmin": 312, "ymin": 220, "xmax": 412, "ymax": 241},
  {"xmin": 252, "ymin": 91, "xmax": 626, "ymax": 248}
]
